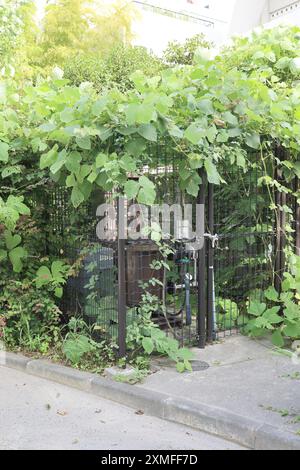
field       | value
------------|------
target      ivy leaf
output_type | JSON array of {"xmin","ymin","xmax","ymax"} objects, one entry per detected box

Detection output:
[
  {"xmin": 95, "ymin": 153, "xmax": 108, "ymax": 168},
  {"xmin": 197, "ymin": 99, "xmax": 214, "ymax": 115},
  {"xmin": 138, "ymin": 124, "xmax": 157, "ymax": 142},
  {"xmin": 6, "ymin": 195, "xmax": 30, "ymax": 216},
  {"xmin": 186, "ymin": 172, "xmax": 202, "ymax": 197},
  {"xmin": 223, "ymin": 111, "xmax": 238, "ymax": 127},
  {"xmin": 184, "ymin": 123, "xmax": 205, "ymax": 145},
  {"xmin": 63, "ymin": 335, "xmax": 94, "ymax": 364},
  {"xmin": 66, "ymin": 174, "xmax": 76, "ymax": 188},
  {"xmin": 283, "ymin": 321, "xmax": 300, "ymax": 338},
  {"xmin": 264, "ymin": 286, "xmax": 279, "ymax": 302},
  {"xmin": 40, "ymin": 145, "xmax": 58, "ymax": 170},
  {"xmin": 206, "ymin": 126, "xmax": 217, "ymax": 143},
  {"xmin": 139, "ymin": 185, "xmax": 156, "ymax": 204},
  {"xmin": 204, "ymin": 158, "xmax": 221, "ymax": 185},
  {"xmin": 176, "ymin": 362, "xmax": 186, "ymax": 373},
  {"xmin": 124, "ymin": 180, "xmax": 139, "ymax": 199},
  {"xmin": 263, "ymin": 307, "xmax": 282, "ymax": 324},
  {"xmin": 92, "ymin": 97, "xmax": 108, "ymax": 116},
  {"xmin": 65, "ymin": 151, "xmax": 82, "ymax": 173},
  {"xmin": 1, "ymin": 165, "xmax": 22, "ymax": 179},
  {"xmin": 125, "ymin": 104, "xmax": 156, "ymax": 125},
  {"xmin": 4, "ymin": 231, "xmax": 21, "ymax": 250},
  {"xmin": 36, "ymin": 266, "xmax": 52, "ymax": 287},
  {"xmin": 271, "ymin": 329, "xmax": 284, "ymax": 348},
  {"xmin": 9, "ymin": 246, "xmax": 27, "ymax": 273},
  {"xmin": 120, "ymin": 154, "xmax": 136, "ymax": 172},
  {"xmin": 245, "ymin": 133, "xmax": 260, "ymax": 150},
  {"xmin": 138, "ymin": 186, "xmax": 156, "ymax": 205},
  {"xmin": 177, "ymin": 348, "xmax": 194, "ymax": 361},
  {"xmin": 125, "ymin": 138, "xmax": 147, "ymax": 158},
  {"xmin": 76, "ymin": 136, "xmax": 91, "ymax": 150},
  {"xmin": 0, "ymin": 249, "xmax": 7, "ymax": 262},
  {"xmin": 142, "ymin": 337, "xmax": 154, "ymax": 354},
  {"xmin": 290, "ymin": 58, "xmax": 300, "ymax": 74},
  {"xmin": 50, "ymin": 150, "xmax": 67, "ymax": 175},
  {"xmin": 248, "ymin": 301, "xmax": 266, "ymax": 316},
  {"xmin": 0, "ymin": 141, "xmax": 9, "ymax": 162},
  {"xmin": 71, "ymin": 186, "xmax": 85, "ymax": 208},
  {"xmin": 54, "ymin": 287, "xmax": 63, "ymax": 298},
  {"xmin": 60, "ymin": 108, "xmax": 75, "ymax": 123}
]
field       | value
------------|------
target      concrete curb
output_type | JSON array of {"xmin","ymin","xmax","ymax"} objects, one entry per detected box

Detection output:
[{"xmin": 3, "ymin": 352, "xmax": 300, "ymax": 450}]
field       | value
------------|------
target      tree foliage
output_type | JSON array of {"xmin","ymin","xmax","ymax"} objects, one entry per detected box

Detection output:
[
  {"xmin": 37, "ymin": 0, "xmax": 137, "ymax": 69},
  {"xmin": 163, "ymin": 33, "xmax": 212, "ymax": 65},
  {"xmin": 0, "ymin": 0, "xmax": 36, "ymax": 67},
  {"xmin": 64, "ymin": 44, "xmax": 164, "ymax": 92}
]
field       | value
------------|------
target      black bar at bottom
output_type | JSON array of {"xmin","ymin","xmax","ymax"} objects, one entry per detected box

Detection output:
[
  {"xmin": 197, "ymin": 171, "xmax": 206, "ymax": 349},
  {"xmin": 118, "ymin": 199, "xmax": 127, "ymax": 358},
  {"xmin": 207, "ymin": 182, "xmax": 214, "ymax": 343}
]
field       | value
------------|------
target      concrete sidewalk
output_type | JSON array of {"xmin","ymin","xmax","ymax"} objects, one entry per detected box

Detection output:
[{"xmin": 139, "ymin": 336, "xmax": 300, "ymax": 437}]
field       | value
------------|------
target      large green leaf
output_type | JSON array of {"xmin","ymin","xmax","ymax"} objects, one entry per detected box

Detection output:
[
  {"xmin": 65, "ymin": 151, "xmax": 82, "ymax": 173},
  {"xmin": 76, "ymin": 135, "xmax": 91, "ymax": 150},
  {"xmin": 204, "ymin": 158, "xmax": 221, "ymax": 185},
  {"xmin": 184, "ymin": 123, "xmax": 205, "ymax": 145},
  {"xmin": 36, "ymin": 266, "xmax": 52, "ymax": 287},
  {"xmin": 71, "ymin": 186, "xmax": 85, "ymax": 208},
  {"xmin": 4, "ymin": 231, "xmax": 21, "ymax": 250},
  {"xmin": 245, "ymin": 133, "xmax": 260, "ymax": 150},
  {"xmin": 137, "ymin": 124, "xmax": 157, "ymax": 142},
  {"xmin": 197, "ymin": 99, "xmax": 214, "ymax": 115},
  {"xmin": 0, "ymin": 141, "xmax": 9, "ymax": 163},
  {"xmin": 9, "ymin": 246, "xmax": 27, "ymax": 273},
  {"xmin": 264, "ymin": 286, "xmax": 279, "ymax": 302},
  {"xmin": 125, "ymin": 138, "xmax": 147, "ymax": 158},
  {"xmin": 60, "ymin": 108, "xmax": 75, "ymax": 123},
  {"xmin": 271, "ymin": 329, "xmax": 284, "ymax": 347},
  {"xmin": 63, "ymin": 335, "xmax": 94, "ymax": 364},
  {"xmin": 124, "ymin": 180, "xmax": 139, "ymax": 200},
  {"xmin": 142, "ymin": 337, "xmax": 154, "ymax": 355},
  {"xmin": 248, "ymin": 301, "xmax": 266, "ymax": 316},
  {"xmin": 40, "ymin": 145, "xmax": 58, "ymax": 170}
]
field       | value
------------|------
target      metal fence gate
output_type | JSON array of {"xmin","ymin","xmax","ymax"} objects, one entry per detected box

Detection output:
[{"xmin": 36, "ymin": 146, "xmax": 299, "ymax": 354}]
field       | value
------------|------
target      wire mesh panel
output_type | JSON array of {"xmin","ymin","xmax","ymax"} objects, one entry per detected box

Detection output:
[
  {"xmin": 212, "ymin": 155, "xmax": 276, "ymax": 339},
  {"xmin": 44, "ymin": 186, "xmax": 120, "ymax": 342}
]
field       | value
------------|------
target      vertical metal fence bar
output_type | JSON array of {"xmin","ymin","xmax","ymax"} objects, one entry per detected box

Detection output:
[
  {"xmin": 197, "ymin": 170, "xmax": 206, "ymax": 348},
  {"xmin": 295, "ymin": 176, "xmax": 300, "ymax": 256},
  {"xmin": 117, "ymin": 198, "xmax": 127, "ymax": 358},
  {"xmin": 274, "ymin": 146, "xmax": 286, "ymax": 293},
  {"xmin": 207, "ymin": 182, "xmax": 214, "ymax": 343}
]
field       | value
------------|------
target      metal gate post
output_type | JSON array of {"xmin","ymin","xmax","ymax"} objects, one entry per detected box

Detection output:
[
  {"xmin": 197, "ymin": 170, "xmax": 206, "ymax": 349},
  {"xmin": 294, "ymin": 176, "xmax": 300, "ymax": 256},
  {"xmin": 207, "ymin": 182, "xmax": 215, "ymax": 343},
  {"xmin": 274, "ymin": 147, "xmax": 287, "ymax": 293},
  {"xmin": 117, "ymin": 198, "xmax": 127, "ymax": 358}
]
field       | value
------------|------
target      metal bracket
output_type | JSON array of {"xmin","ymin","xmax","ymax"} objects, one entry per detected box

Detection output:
[{"xmin": 204, "ymin": 233, "xmax": 219, "ymax": 249}]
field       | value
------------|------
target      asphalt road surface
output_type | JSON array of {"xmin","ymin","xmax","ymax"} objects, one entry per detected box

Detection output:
[{"xmin": 0, "ymin": 365, "xmax": 245, "ymax": 450}]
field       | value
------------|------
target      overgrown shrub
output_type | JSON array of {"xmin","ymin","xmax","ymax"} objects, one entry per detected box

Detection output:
[
  {"xmin": 64, "ymin": 45, "xmax": 164, "ymax": 92},
  {"xmin": 0, "ymin": 280, "xmax": 62, "ymax": 353}
]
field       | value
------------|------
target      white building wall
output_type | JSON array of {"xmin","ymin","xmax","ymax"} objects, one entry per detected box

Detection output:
[
  {"xmin": 229, "ymin": 0, "xmax": 300, "ymax": 35},
  {"xmin": 229, "ymin": 0, "xmax": 269, "ymax": 35},
  {"xmin": 132, "ymin": 2, "xmax": 229, "ymax": 53}
]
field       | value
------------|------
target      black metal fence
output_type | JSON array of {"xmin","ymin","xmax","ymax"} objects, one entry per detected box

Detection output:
[{"xmin": 30, "ymin": 146, "xmax": 299, "ymax": 354}]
